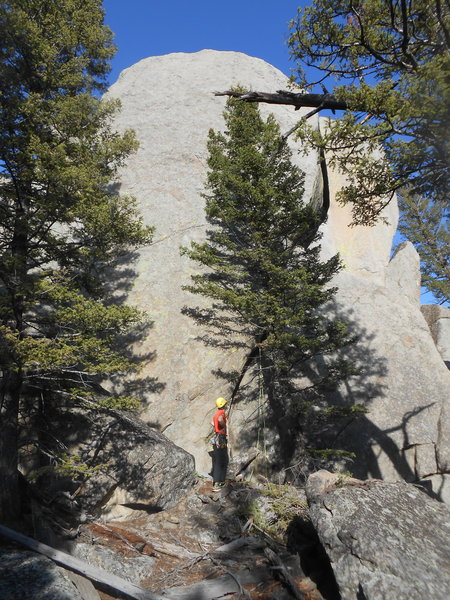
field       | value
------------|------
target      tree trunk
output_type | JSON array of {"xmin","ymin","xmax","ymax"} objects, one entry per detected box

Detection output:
[
  {"xmin": 261, "ymin": 353, "xmax": 297, "ymax": 469},
  {"xmin": 0, "ymin": 368, "xmax": 22, "ymax": 524},
  {"xmin": 0, "ymin": 193, "xmax": 29, "ymax": 523}
]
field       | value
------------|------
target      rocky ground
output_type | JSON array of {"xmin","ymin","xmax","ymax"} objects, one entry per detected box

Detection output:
[
  {"xmin": 69, "ymin": 476, "xmax": 337, "ymax": 599},
  {"xmin": 2, "ymin": 471, "xmax": 449, "ymax": 599}
]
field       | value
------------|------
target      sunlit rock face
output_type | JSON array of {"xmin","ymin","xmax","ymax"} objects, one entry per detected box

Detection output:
[
  {"xmin": 107, "ymin": 50, "xmax": 321, "ymax": 472},
  {"xmin": 107, "ymin": 50, "xmax": 449, "ymax": 497},
  {"xmin": 306, "ymin": 471, "xmax": 450, "ymax": 599},
  {"xmin": 320, "ymin": 156, "xmax": 450, "ymax": 500}
]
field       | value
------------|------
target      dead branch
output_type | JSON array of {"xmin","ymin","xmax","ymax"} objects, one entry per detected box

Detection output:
[
  {"xmin": 214, "ymin": 89, "xmax": 348, "ymax": 112},
  {"xmin": 0, "ymin": 523, "xmax": 165, "ymax": 600},
  {"xmin": 209, "ymin": 554, "xmax": 252, "ymax": 599},
  {"xmin": 264, "ymin": 547, "xmax": 306, "ymax": 600}
]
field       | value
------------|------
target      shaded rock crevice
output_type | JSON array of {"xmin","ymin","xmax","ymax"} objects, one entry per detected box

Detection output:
[
  {"xmin": 318, "ymin": 146, "xmax": 330, "ymax": 222},
  {"xmin": 421, "ymin": 304, "xmax": 450, "ymax": 368}
]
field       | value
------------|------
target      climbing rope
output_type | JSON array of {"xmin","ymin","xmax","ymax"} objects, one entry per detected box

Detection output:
[{"xmin": 256, "ymin": 347, "xmax": 268, "ymax": 467}]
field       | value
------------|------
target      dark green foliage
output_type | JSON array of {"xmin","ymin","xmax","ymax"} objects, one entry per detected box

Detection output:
[
  {"xmin": 0, "ymin": 0, "xmax": 153, "ymax": 396},
  {"xmin": 183, "ymin": 97, "xmax": 351, "ymax": 363},
  {"xmin": 182, "ymin": 95, "xmax": 358, "ymax": 470},
  {"xmin": 0, "ymin": 0, "xmax": 153, "ymax": 521}
]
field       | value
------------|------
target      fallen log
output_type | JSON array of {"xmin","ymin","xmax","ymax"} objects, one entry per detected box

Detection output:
[
  {"xmin": 0, "ymin": 524, "xmax": 164, "ymax": 600},
  {"xmin": 161, "ymin": 565, "xmax": 272, "ymax": 600}
]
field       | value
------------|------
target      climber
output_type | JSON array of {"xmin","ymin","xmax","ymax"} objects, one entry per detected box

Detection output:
[{"xmin": 211, "ymin": 397, "xmax": 228, "ymax": 491}]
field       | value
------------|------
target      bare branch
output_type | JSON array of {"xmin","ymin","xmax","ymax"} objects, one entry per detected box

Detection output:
[{"xmin": 214, "ymin": 90, "xmax": 348, "ymax": 112}]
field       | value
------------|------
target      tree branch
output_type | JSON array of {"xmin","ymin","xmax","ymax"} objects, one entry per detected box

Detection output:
[{"xmin": 214, "ymin": 90, "xmax": 348, "ymax": 112}]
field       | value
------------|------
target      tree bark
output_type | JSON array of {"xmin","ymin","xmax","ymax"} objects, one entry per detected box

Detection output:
[
  {"xmin": 0, "ymin": 369, "xmax": 22, "ymax": 524},
  {"xmin": 0, "ymin": 193, "xmax": 28, "ymax": 524},
  {"xmin": 214, "ymin": 89, "xmax": 349, "ymax": 112}
]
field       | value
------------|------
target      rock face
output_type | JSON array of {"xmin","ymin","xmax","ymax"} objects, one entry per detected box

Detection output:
[
  {"xmin": 0, "ymin": 547, "xmax": 83, "ymax": 600},
  {"xmin": 107, "ymin": 49, "xmax": 321, "ymax": 474},
  {"xmin": 38, "ymin": 406, "xmax": 195, "ymax": 519},
  {"xmin": 107, "ymin": 50, "xmax": 450, "ymax": 491},
  {"xmin": 319, "ymin": 152, "xmax": 450, "ymax": 500},
  {"xmin": 305, "ymin": 470, "xmax": 450, "ymax": 600},
  {"xmin": 421, "ymin": 304, "xmax": 450, "ymax": 367}
]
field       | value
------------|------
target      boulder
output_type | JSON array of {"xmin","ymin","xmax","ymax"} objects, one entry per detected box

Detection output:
[
  {"xmin": 107, "ymin": 49, "xmax": 449, "ymax": 490},
  {"xmin": 107, "ymin": 50, "xmax": 321, "ymax": 473},
  {"xmin": 0, "ymin": 547, "xmax": 83, "ymax": 600},
  {"xmin": 37, "ymin": 406, "xmax": 195, "ymax": 520},
  {"xmin": 305, "ymin": 470, "xmax": 450, "ymax": 600},
  {"xmin": 77, "ymin": 410, "xmax": 195, "ymax": 518}
]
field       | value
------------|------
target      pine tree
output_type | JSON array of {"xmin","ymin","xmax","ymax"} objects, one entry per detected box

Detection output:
[
  {"xmin": 287, "ymin": 0, "xmax": 450, "ymax": 226},
  {"xmin": 0, "ymin": 0, "xmax": 153, "ymax": 522},
  {"xmin": 221, "ymin": 2, "xmax": 449, "ymax": 227},
  {"xmin": 182, "ymin": 95, "xmax": 358, "ymax": 470},
  {"xmin": 397, "ymin": 190, "xmax": 449, "ymax": 304}
]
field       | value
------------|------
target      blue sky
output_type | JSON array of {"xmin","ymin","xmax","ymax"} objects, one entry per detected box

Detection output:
[{"xmin": 103, "ymin": 0, "xmax": 308, "ymax": 85}]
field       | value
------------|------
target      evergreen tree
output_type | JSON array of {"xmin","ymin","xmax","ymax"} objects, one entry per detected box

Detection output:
[
  {"xmin": 397, "ymin": 190, "xmax": 449, "ymax": 304},
  {"xmin": 286, "ymin": 0, "xmax": 449, "ymax": 226},
  {"xmin": 182, "ymin": 95, "xmax": 358, "ymax": 470},
  {"xmin": 0, "ymin": 0, "xmax": 153, "ymax": 522},
  {"xmin": 220, "ymin": 1, "xmax": 449, "ymax": 228}
]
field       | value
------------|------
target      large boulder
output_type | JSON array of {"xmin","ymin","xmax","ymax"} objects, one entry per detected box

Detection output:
[
  {"xmin": 75, "ymin": 410, "xmax": 196, "ymax": 517},
  {"xmin": 107, "ymin": 50, "xmax": 449, "ymax": 490},
  {"xmin": 107, "ymin": 49, "xmax": 321, "ymax": 473},
  {"xmin": 35, "ymin": 406, "xmax": 195, "ymax": 520},
  {"xmin": 305, "ymin": 470, "xmax": 450, "ymax": 600}
]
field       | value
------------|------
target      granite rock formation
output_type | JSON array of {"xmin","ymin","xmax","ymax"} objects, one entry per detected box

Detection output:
[
  {"xmin": 107, "ymin": 50, "xmax": 449, "ymax": 496},
  {"xmin": 421, "ymin": 304, "xmax": 450, "ymax": 367},
  {"xmin": 36, "ymin": 405, "xmax": 195, "ymax": 520},
  {"xmin": 318, "ymin": 159, "xmax": 450, "ymax": 501},
  {"xmin": 0, "ymin": 547, "xmax": 84, "ymax": 600},
  {"xmin": 107, "ymin": 49, "xmax": 321, "ymax": 473},
  {"xmin": 305, "ymin": 470, "xmax": 450, "ymax": 600}
]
